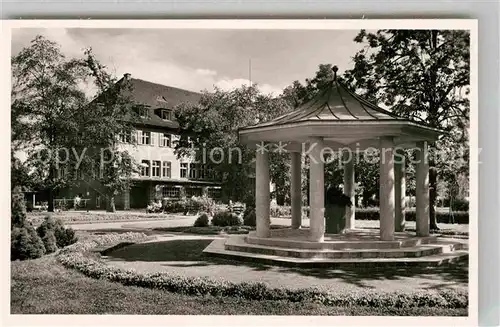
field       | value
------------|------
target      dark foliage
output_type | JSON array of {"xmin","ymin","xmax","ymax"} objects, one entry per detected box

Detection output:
[
  {"xmin": 42, "ymin": 230, "xmax": 58, "ymax": 254},
  {"xmin": 243, "ymin": 207, "xmax": 256, "ymax": 227},
  {"xmin": 11, "ymin": 225, "xmax": 46, "ymax": 261},
  {"xmin": 212, "ymin": 210, "xmax": 243, "ymax": 227},
  {"xmin": 194, "ymin": 212, "xmax": 210, "ymax": 227},
  {"xmin": 355, "ymin": 208, "xmax": 469, "ymax": 224}
]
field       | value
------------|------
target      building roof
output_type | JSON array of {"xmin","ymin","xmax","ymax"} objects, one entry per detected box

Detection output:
[{"xmin": 116, "ymin": 74, "xmax": 202, "ymax": 130}]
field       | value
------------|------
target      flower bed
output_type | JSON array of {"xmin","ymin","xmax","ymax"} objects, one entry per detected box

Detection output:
[
  {"xmin": 57, "ymin": 233, "xmax": 468, "ymax": 309},
  {"xmin": 27, "ymin": 213, "xmax": 184, "ymax": 227}
]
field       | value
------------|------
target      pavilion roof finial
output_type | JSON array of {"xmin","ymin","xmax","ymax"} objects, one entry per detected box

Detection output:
[{"xmin": 332, "ymin": 65, "xmax": 339, "ymax": 80}]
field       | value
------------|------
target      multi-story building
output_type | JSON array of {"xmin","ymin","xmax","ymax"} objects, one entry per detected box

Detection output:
[{"xmin": 57, "ymin": 73, "xmax": 222, "ymax": 210}]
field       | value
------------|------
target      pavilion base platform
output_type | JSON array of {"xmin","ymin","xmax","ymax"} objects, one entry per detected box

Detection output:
[{"xmin": 203, "ymin": 229, "xmax": 468, "ymax": 269}]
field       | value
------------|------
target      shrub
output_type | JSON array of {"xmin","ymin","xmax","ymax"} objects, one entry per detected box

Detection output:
[
  {"xmin": 243, "ymin": 207, "xmax": 256, "ymax": 227},
  {"xmin": 42, "ymin": 230, "xmax": 58, "ymax": 254},
  {"xmin": 212, "ymin": 210, "xmax": 243, "ymax": 227},
  {"xmin": 55, "ymin": 226, "xmax": 78, "ymax": 248},
  {"xmin": 37, "ymin": 216, "xmax": 78, "ymax": 249},
  {"xmin": 11, "ymin": 224, "xmax": 46, "ymax": 261},
  {"xmin": 146, "ymin": 201, "xmax": 163, "ymax": 213},
  {"xmin": 11, "ymin": 186, "xmax": 27, "ymax": 228},
  {"xmin": 270, "ymin": 205, "xmax": 291, "ymax": 218},
  {"xmin": 450, "ymin": 198, "xmax": 469, "ymax": 212},
  {"xmin": 355, "ymin": 208, "xmax": 469, "ymax": 224},
  {"xmin": 163, "ymin": 199, "xmax": 187, "ymax": 214},
  {"xmin": 183, "ymin": 196, "xmax": 217, "ymax": 216},
  {"xmin": 194, "ymin": 212, "xmax": 210, "ymax": 227}
]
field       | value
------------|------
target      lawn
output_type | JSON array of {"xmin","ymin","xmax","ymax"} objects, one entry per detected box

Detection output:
[{"xmin": 11, "ymin": 255, "xmax": 466, "ymax": 316}]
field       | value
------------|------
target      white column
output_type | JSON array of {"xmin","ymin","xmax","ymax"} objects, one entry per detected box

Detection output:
[
  {"xmin": 394, "ymin": 148, "xmax": 406, "ymax": 232},
  {"xmin": 415, "ymin": 141, "xmax": 430, "ymax": 237},
  {"xmin": 379, "ymin": 137, "xmax": 395, "ymax": 241},
  {"xmin": 32, "ymin": 193, "xmax": 36, "ymax": 208},
  {"xmin": 255, "ymin": 148, "xmax": 270, "ymax": 238},
  {"xmin": 290, "ymin": 151, "xmax": 302, "ymax": 229},
  {"xmin": 308, "ymin": 137, "xmax": 325, "ymax": 242},
  {"xmin": 343, "ymin": 151, "xmax": 355, "ymax": 230}
]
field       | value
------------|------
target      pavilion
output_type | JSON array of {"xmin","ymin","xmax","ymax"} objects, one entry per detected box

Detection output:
[
  {"xmin": 238, "ymin": 66, "xmax": 444, "ymax": 242},
  {"xmin": 203, "ymin": 66, "xmax": 467, "ymax": 267}
]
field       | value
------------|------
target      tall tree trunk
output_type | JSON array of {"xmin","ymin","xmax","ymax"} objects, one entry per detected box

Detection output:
[
  {"xmin": 47, "ymin": 166, "xmax": 55, "ymax": 212},
  {"xmin": 106, "ymin": 195, "xmax": 116, "ymax": 212},
  {"xmin": 47, "ymin": 188, "xmax": 54, "ymax": 212},
  {"xmin": 276, "ymin": 178, "xmax": 286, "ymax": 205},
  {"xmin": 429, "ymin": 166, "xmax": 439, "ymax": 230}
]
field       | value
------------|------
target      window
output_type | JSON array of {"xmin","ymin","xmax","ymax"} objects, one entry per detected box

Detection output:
[
  {"xmin": 198, "ymin": 164, "xmax": 206, "ymax": 180},
  {"xmin": 160, "ymin": 133, "xmax": 172, "ymax": 147},
  {"xmin": 207, "ymin": 166, "xmax": 215, "ymax": 180},
  {"xmin": 160, "ymin": 109, "xmax": 172, "ymax": 120},
  {"xmin": 186, "ymin": 187, "xmax": 202, "ymax": 197},
  {"xmin": 208, "ymin": 188, "xmax": 222, "ymax": 199},
  {"xmin": 139, "ymin": 131, "xmax": 151, "ymax": 145},
  {"xmin": 57, "ymin": 166, "xmax": 68, "ymax": 179},
  {"xmin": 119, "ymin": 131, "xmax": 131, "ymax": 143},
  {"xmin": 76, "ymin": 168, "xmax": 85, "ymax": 180},
  {"xmin": 162, "ymin": 187, "xmax": 180, "ymax": 198},
  {"xmin": 140, "ymin": 160, "xmax": 150, "ymax": 177},
  {"xmin": 152, "ymin": 160, "xmax": 161, "ymax": 177},
  {"xmin": 180, "ymin": 163, "xmax": 188, "ymax": 178},
  {"xmin": 171, "ymin": 134, "xmax": 180, "ymax": 147},
  {"xmin": 162, "ymin": 161, "xmax": 171, "ymax": 178},
  {"xmin": 136, "ymin": 106, "xmax": 148, "ymax": 118},
  {"xmin": 189, "ymin": 163, "xmax": 197, "ymax": 179}
]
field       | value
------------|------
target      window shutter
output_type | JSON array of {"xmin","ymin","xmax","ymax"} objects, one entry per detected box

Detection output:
[
  {"xmin": 151, "ymin": 132, "xmax": 156, "ymax": 146},
  {"xmin": 137, "ymin": 130, "xmax": 142, "ymax": 144}
]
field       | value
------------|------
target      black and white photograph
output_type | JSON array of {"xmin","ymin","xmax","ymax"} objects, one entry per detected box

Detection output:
[{"xmin": 5, "ymin": 20, "xmax": 477, "ymax": 323}]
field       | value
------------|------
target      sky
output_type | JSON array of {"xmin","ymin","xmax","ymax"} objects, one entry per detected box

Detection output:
[{"xmin": 11, "ymin": 28, "xmax": 365, "ymax": 96}]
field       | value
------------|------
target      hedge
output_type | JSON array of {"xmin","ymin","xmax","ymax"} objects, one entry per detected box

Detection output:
[
  {"xmin": 57, "ymin": 233, "xmax": 468, "ymax": 309},
  {"xmin": 355, "ymin": 208, "xmax": 469, "ymax": 224}
]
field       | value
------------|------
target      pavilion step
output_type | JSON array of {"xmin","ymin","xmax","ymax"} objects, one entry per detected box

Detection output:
[
  {"xmin": 225, "ymin": 236, "xmax": 466, "ymax": 259},
  {"xmin": 203, "ymin": 239, "xmax": 469, "ymax": 269},
  {"xmin": 246, "ymin": 234, "xmax": 439, "ymax": 250}
]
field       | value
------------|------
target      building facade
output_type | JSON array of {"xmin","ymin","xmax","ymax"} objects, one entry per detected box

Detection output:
[{"xmin": 58, "ymin": 74, "xmax": 222, "ymax": 210}]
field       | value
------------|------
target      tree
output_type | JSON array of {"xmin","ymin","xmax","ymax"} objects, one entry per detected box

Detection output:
[
  {"xmin": 77, "ymin": 48, "xmax": 139, "ymax": 212},
  {"xmin": 174, "ymin": 85, "xmax": 292, "ymax": 203},
  {"xmin": 12, "ymin": 36, "xmax": 91, "ymax": 211},
  {"xmin": 12, "ymin": 36, "xmax": 138, "ymax": 213},
  {"xmin": 343, "ymin": 30, "xmax": 470, "ymax": 229}
]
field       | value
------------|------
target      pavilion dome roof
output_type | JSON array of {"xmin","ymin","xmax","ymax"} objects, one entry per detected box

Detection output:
[
  {"xmin": 257, "ymin": 66, "xmax": 405, "ymax": 128},
  {"xmin": 238, "ymin": 65, "xmax": 444, "ymax": 149}
]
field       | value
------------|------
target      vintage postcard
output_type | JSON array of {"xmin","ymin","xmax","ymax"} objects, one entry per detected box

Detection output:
[{"xmin": 2, "ymin": 19, "xmax": 478, "ymax": 326}]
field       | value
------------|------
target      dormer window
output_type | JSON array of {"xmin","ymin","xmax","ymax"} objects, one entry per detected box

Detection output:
[
  {"xmin": 160, "ymin": 109, "xmax": 172, "ymax": 120},
  {"xmin": 134, "ymin": 105, "xmax": 149, "ymax": 118}
]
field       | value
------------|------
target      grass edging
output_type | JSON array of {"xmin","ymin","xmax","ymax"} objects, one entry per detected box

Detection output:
[{"xmin": 56, "ymin": 233, "xmax": 468, "ymax": 309}]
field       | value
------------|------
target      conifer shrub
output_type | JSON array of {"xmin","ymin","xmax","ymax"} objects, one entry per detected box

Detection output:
[
  {"xmin": 11, "ymin": 224, "xmax": 46, "ymax": 260},
  {"xmin": 193, "ymin": 212, "xmax": 210, "ymax": 227},
  {"xmin": 42, "ymin": 230, "xmax": 58, "ymax": 254},
  {"xmin": 243, "ymin": 207, "xmax": 256, "ymax": 227},
  {"xmin": 211, "ymin": 210, "xmax": 243, "ymax": 227},
  {"xmin": 37, "ymin": 216, "xmax": 78, "ymax": 249}
]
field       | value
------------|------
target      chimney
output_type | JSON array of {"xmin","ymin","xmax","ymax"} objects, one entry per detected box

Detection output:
[{"xmin": 123, "ymin": 73, "xmax": 131, "ymax": 80}]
